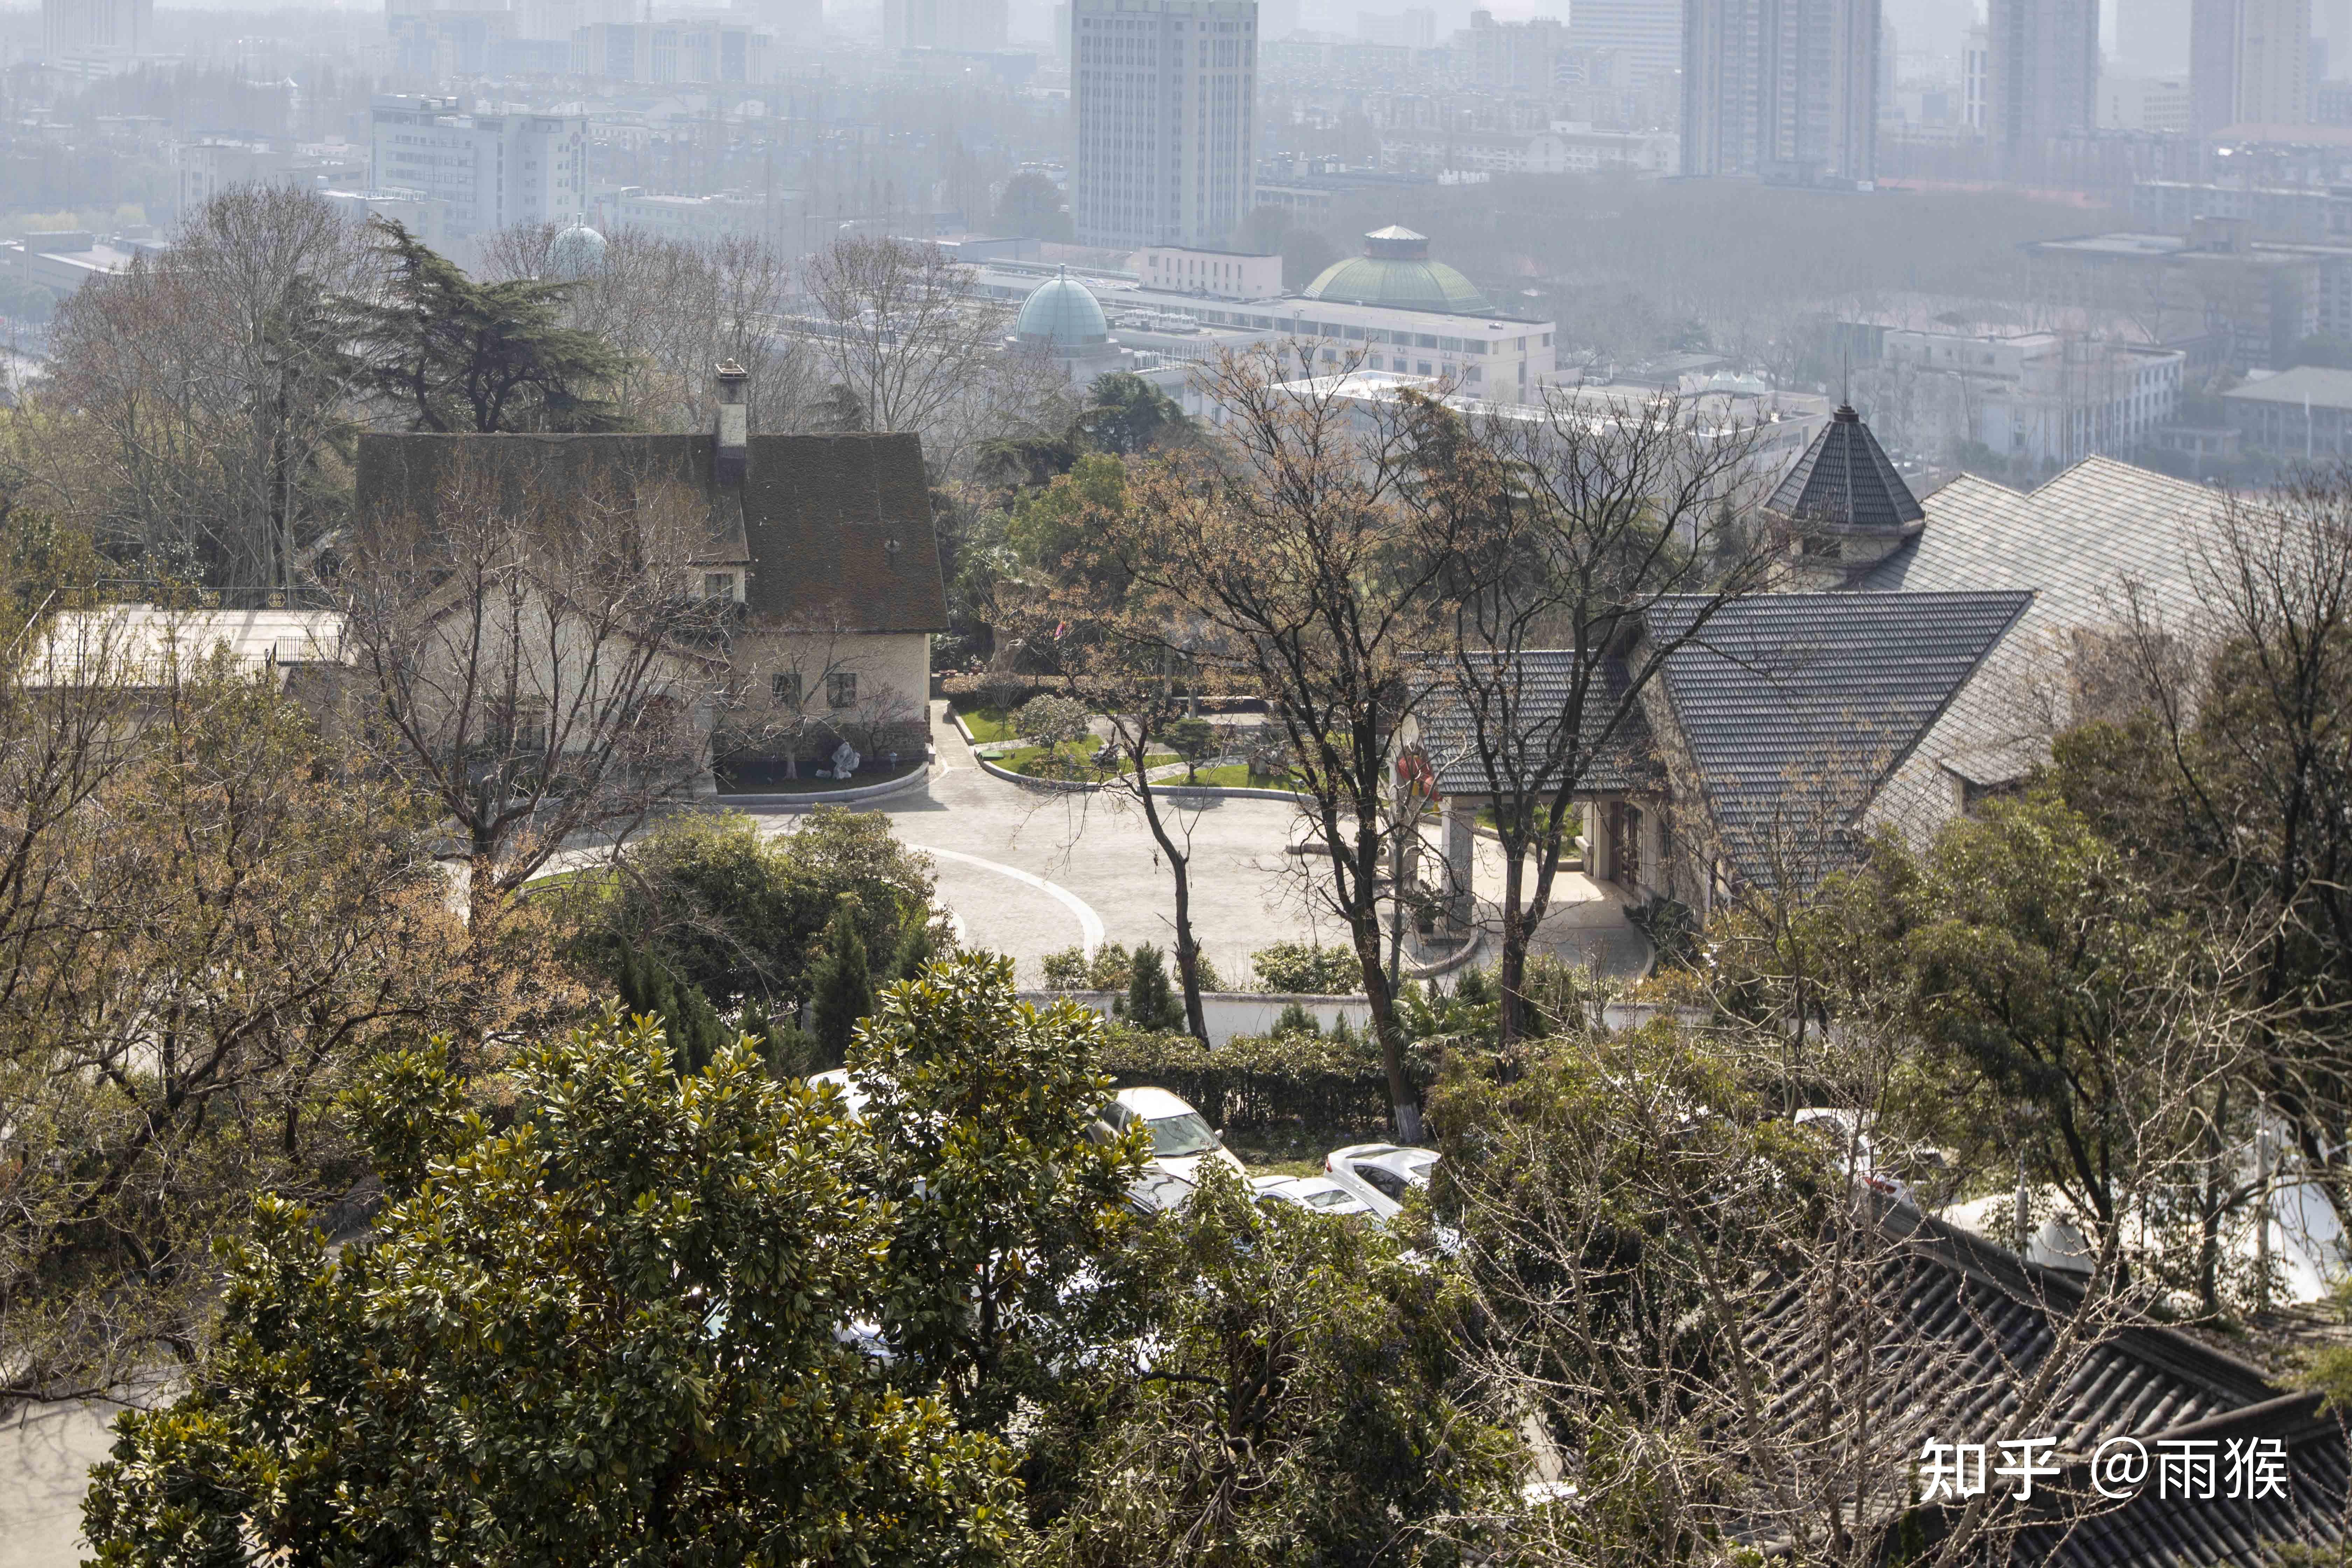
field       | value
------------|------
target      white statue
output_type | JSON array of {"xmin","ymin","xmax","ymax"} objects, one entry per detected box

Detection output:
[{"xmin": 829, "ymin": 740, "xmax": 860, "ymax": 779}]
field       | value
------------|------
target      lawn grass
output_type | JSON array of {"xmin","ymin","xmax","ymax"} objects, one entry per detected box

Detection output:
[{"xmin": 955, "ymin": 705, "xmax": 1015, "ymax": 742}]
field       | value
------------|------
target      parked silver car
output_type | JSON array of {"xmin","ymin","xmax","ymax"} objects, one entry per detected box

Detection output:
[
  {"xmin": 1322, "ymin": 1143, "xmax": 1440, "ymax": 1218},
  {"xmin": 1250, "ymin": 1173, "xmax": 1376, "ymax": 1217}
]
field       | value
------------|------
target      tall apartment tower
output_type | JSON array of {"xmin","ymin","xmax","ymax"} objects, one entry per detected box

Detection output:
[
  {"xmin": 1071, "ymin": 0, "xmax": 1257, "ymax": 250},
  {"xmin": 42, "ymin": 0, "xmax": 152, "ymax": 66},
  {"xmin": 2193, "ymin": 0, "xmax": 2312, "ymax": 130},
  {"xmin": 1681, "ymin": 0, "xmax": 1882, "ymax": 186},
  {"xmin": 886, "ymin": 0, "xmax": 1010, "ymax": 51},
  {"xmin": 1987, "ymin": 0, "xmax": 2099, "ymax": 175},
  {"xmin": 1566, "ymin": 0, "xmax": 1683, "ymax": 87}
]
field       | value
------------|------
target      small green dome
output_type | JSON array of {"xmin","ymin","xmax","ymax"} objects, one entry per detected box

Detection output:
[
  {"xmin": 1013, "ymin": 269, "xmax": 1110, "ymax": 356},
  {"xmin": 1303, "ymin": 225, "xmax": 1490, "ymax": 315}
]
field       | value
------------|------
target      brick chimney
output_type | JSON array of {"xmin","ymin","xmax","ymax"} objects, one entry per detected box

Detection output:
[{"xmin": 714, "ymin": 360, "xmax": 749, "ymax": 485}]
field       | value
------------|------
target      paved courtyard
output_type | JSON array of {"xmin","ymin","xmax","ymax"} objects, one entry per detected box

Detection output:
[{"xmin": 752, "ymin": 704, "xmax": 1648, "ymax": 990}]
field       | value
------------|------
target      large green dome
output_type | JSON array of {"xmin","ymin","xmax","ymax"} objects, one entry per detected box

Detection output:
[
  {"xmin": 1302, "ymin": 226, "xmax": 1489, "ymax": 315},
  {"xmin": 1013, "ymin": 269, "xmax": 1110, "ymax": 357}
]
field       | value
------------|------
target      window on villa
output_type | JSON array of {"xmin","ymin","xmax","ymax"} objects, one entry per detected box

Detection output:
[
  {"xmin": 827, "ymin": 672, "xmax": 857, "ymax": 709},
  {"xmin": 704, "ymin": 572, "xmax": 737, "ymax": 600},
  {"xmin": 772, "ymin": 670, "xmax": 801, "ymax": 707}
]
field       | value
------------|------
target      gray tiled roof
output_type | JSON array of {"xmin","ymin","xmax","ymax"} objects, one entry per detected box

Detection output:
[
  {"xmin": 1855, "ymin": 458, "xmax": 2221, "ymax": 841},
  {"xmin": 355, "ymin": 432, "xmax": 949, "ymax": 634},
  {"xmin": 1644, "ymin": 590, "xmax": 2032, "ymax": 884},
  {"xmin": 1766, "ymin": 405, "xmax": 1926, "ymax": 536},
  {"xmin": 1414, "ymin": 651, "xmax": 1661, "ymax": 798},
  {"xmin": 1755, "ymin": 1204, "xmax": 2345, "ymax": 1568}
]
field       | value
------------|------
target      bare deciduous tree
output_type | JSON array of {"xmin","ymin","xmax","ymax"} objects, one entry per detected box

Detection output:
[
  {"xmin": 337, "ymin": 452, "xmax": 732, "ymax": 930},
  {"xmin": 35, "ymin": 187, "xmax": 368, "ymax": 587}
]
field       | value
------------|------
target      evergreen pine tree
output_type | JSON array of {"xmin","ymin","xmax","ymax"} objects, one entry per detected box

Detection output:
[
  {"xmin": 1126, "ymin": 944, "xmax": 1182, "ymax": 1033},
  {"xmin": 890, "ymin": 918, "xmax": 937, "ymax": 983},
  {"xmin": 808, "ymin": 901, "xmax": 874, "ymax": 1071}
]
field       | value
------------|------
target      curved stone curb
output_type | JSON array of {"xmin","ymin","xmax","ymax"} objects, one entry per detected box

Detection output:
[
  {"xmin": 718, "ymin": 766, "xmax": 933, "ymax": 810},
  {"xmin": 975, "ymin": 750, "xmax": 1318, "ymax": 806},
  {"xmin": 1401, "ymin": 926, "xmax": 1485, "ymax": 979}
]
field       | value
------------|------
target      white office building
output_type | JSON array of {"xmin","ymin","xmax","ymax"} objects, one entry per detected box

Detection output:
[
  {"xmin": 369, "ymin": 96, "xmax": 589, "ymax": 242},
  {"xmin": 1072, "ymin": 0, "xmax": 1258, "ymax": 251}
]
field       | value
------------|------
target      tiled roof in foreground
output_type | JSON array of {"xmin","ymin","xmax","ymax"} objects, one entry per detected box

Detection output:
[{"xmin": 1644, "ymin": 590, "xmax": 2032, "ymax": 886}]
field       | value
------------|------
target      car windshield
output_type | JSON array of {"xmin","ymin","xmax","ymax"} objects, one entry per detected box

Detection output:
[{"xmin": 1146, "ymin": 1112, "xmax": 1219, "ymax": 1158}]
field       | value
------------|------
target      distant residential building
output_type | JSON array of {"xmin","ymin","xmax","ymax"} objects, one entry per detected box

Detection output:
[
  {"xmin": 2025, "ymin": 226, "xmax": 2352, "ymax": 370},
  {"xmin": 2130, "ymin": 177, "xmax": 2352, "ymax": 239},
  {"xmin": 173, "ymin": 140, "xmax": 368, "ymax": 222},
  {"xmin": 41, "ymin": 0, "xmax": 151, "ymax": 75},
  {"xmin": 2222, "ymin": 363, "xmax": 2352, "ymax": 454},
  {"xmin": 1379, "ymin": 122, "xmax": 1678, "ymax": 176},
  {"xmin": 2192, "ymin": 0, "xmax": 2311, "ymax": 133},
  {"xmin": 571, "ymin": 20, "xmax": 776, "ymax": 83},
  {"xmin": 320, "ymin": 189, "xmax": 451, "ymax": 251},
  {"xmin": 1566, "ymin": 0, "xmax": 1681, "ymax": 89},
  {"xmin": 594, "ymin": 187, "xmax": 775, "ymax": 244},
  {"xmin": 1136, "ymin": 243, "xmax": 1282, "ymax": 298},
  {"xmin": 2101, "ymin": 74, "xmax": 2194, "ymax": 130},
  {"xmin": 1965, "ymin": 23, "xmax": 1990, "ymax": 130},
  {"xmin": 1988, "ymin": 0, "xmax": 2100, "ymax": 175},
  {"xmin": 0, "ymin": 229, "xmax": 166, "ymax": 298},
  {"xmin": 1250, "ymin": 159, "xmax": 1436, "ymax": 219},
  {"xmin": 511, "ymin": 0, "xmax": 639, "ymax": 39},
  {"xmin": 1873, "ymin": 328, "xmax": 2184, "ymax": 464},
  {"xmin": 387, "ymin": 7, "xmax": 517, "ymax": 76},
  {"xmin": 1458, "ymin": 9, "xmax": 1564, "ymax": 92},
  {"xmin": 1682, "ymin": 0, "xmax": 1881, "ymax": 186},
  {"xmin": 1071, "ymin": 0, "xmax": 1258, "ymax": 251},
  {"xmin": 369, "ymin": 96, "xmax": 589, "ymax": 241},
  {"xmin": 886, "ymin": 0, "xmax": 1010, "ymax": 52},
  {"xmin": 1357, "ymin": 8, "xmax": 1435, "ymax": 48}
]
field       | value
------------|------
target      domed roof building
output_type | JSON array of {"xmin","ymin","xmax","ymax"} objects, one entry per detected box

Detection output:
[
  {"xmin": 1302, "ymin": 226, "xmax": 1490, "ymax": 316},
  {"xmin": 1012, "ymin": 268, "xmax": 1111, "ymax": 358},
  {"xmin": 548, "ymin": 218, "xmax": 608, "ymax": 279}
]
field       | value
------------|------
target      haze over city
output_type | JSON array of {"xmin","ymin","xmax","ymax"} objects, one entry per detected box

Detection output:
[{"xmin": 8, "ymin": 4, "xmax": 2352, "ymax": 1568}]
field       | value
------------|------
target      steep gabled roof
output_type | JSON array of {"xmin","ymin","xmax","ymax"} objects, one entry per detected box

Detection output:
[
  {"xmin": 354, "ymin": 430, "xmax": 948, "ymax": 635},
  {"xmin": 1766, "ymin": 405, "xmax": 1926, "ymax": 537},
  {"xmin": 1643, "ymin": 591, "xmax": 2032, "ymax": 884},
  {"xmin": 1414, "ymin": 651, "xmax": 1662, "ymax": 799}
]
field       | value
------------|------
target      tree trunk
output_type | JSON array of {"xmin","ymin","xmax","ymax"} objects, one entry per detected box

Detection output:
[{"xmin": 1135, "ymin": 773, "xmax": 1209, "ymax": 1044}]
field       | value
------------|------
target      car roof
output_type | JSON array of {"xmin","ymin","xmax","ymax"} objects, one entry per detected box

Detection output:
[
  {"xmin": 1351, "ymin": 1146, "xmax": 1438, "ymax": 1175},
  {"xmin": 1116, "ymin": 1086, "xmax": 1201, "ymax": 1120}
]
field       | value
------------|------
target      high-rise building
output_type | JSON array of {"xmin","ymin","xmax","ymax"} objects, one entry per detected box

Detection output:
[
  {"xmin": 369, "ymin": 96, "xmax": 589, "ymax": 241},
  {"xmin": 570, "ymin": 20, "xmax": 775, "ymax": 82},
  {"xmin": 1965, "ymin": 21, "xmax": 1989, "ymax": 129},
  {"xmin": 1461, "ymin": 9, "xmax": 1566, "ymax": 92},
  {"xmin": 1071, "ymin": 0, "xmax": 1257, "ymax": 251},
  {"xmin": 1566, "ymin": 0, "xmax": 1682, "ymax": 87},
  {"xmin": 1682, "ymin": 0, "xmax": 1882, "ymax": 186},
  {"xmin": 2193, "ymin": 0, "xmax": 2312, "ymax": 131},
  {"xmin": 886, "ymin": 0, "xmax": 1011, "ymax": 52},
  {"xmin": 1986, "ymin": 0, "xmax": 2099, "ymax": 175},
  {"xmin": 42, "ymin": 0, "xmax": 152, "ymax": 70}
]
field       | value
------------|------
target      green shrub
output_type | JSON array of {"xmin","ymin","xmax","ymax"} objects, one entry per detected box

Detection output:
[
  {"xmin": 1042, "ymin": 942, "xmax": 1223, "ymax": 992},
  {"xmin": 1250, "ymin": 941, "xmax": 1363, "ymax": 995},
  {"xmin": 1272, "ymin": 1001, "xmax": 1320, "ymax": 1037},
  {"xmin": 1097, "ymin": 1023, "xmax": 1417, "ymax": 1142},
  {"xmin": 1124, "ymin": 943, "xmax": 1184, "ymax": 1031}
]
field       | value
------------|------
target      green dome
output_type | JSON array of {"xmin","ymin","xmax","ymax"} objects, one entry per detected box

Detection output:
[
  {"xmin": 1303, "ymin": 225, "xmax": 1490, "ymax": 315},
  {"xmin": 1013, "ymin": 269, "xmax": 1110, "ymax": 356}
]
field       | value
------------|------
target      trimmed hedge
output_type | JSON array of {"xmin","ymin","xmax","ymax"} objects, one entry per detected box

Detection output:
[{"xmin": 1098, "ymin": 1024, "xmax": 1428, "ymax": 1140}]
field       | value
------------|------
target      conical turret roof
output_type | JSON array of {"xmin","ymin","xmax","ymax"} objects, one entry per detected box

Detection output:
[{"xmin": 1766, "ymin": 405, "xmax": 1923, "ymax": 537}]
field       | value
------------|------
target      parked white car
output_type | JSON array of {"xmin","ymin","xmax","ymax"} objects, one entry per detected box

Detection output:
[
  {"xmin": 1251, "ymin": 1173, "xmax": 1376, "ymax": 1217},
  {"xmin": 1092, "ymin": 1087, "xmax": 1247, "ymax": 1182},
  {"xmin": 1323, "ymin": 1143, "xmax": 1440, "ymax": 1218}
]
